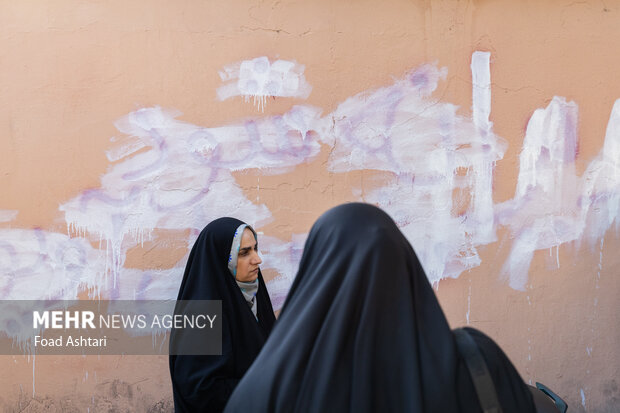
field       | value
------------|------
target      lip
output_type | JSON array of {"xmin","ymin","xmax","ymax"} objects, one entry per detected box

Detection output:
[{"xmin": 251, "ymin": 268, "xmax": 259, "ymax": 273}]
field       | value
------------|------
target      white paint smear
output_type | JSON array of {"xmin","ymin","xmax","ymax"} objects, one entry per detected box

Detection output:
[
  {"xmin": 580, "ymin": 388, "xmax": 586, "ymax": 409},
  {"xmin": 497, "ymin": 96, "xmax": 580, "ymax": 289},
  {"xmin": 470, "ymin": 51, "xmax": 497, "ymax": 244},
  {"xmin": 0, "ymin": 210, "xmax": 18, "ymax": 223},
  {"xmin": 472, "ymin": 51, "xmax": 492, "ymax": 136},
  {"xmin": 258, "ymin": 234, "xmax": 307, "ymax": 309},
  {"xmin": 2, "ymin": 52, "xmax": 620, "ymax": 316},
  {"xmin": 105, "ymin": 137, "xmax": 146, "ymax": 162},
  {"xmin": 0, "ymin": 228, "xmax": 107, "ymax": 300},
  {"xmin": 58, "ymin": 104, "xmax": 322, "ymax": 299},
  {"xmin": 324, "ymin": 60, "xmax": 506, "ymax": 284},
  {"xmin": 580, "ymin": 99, "xmax": 620, "ymax": 248},
  {"xmin": 217, "ymin": 57, "xmax": 312, "ymax": 111},
  {"xmin": 498, "ymin": 97, "xmax": 620, "ymax": 288}
]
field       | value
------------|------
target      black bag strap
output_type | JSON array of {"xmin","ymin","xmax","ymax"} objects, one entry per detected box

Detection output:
[{"xmin": 453, "ymin": 328, "xmax": 503, "ymax": 413}]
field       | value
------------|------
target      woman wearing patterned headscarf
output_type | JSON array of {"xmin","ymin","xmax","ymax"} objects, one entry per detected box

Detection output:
[{"xmin": 170, "ymin": 218, "xmax": 275, "ymax": 413}]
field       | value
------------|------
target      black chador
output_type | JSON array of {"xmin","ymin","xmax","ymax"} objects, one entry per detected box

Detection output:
[{"xmin": 225, "ymin": 203, "xmax": 535, "ymax": 412}]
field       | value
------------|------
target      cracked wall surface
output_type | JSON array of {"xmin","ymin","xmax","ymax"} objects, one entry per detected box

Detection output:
[{"xmin": 1, "ymin": 0, "xmax": 620, "ymax": 411}]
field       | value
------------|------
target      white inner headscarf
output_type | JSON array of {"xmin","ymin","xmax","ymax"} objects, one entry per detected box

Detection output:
[{"xmin": 228, "ymin": 223, "xmax": 259, "ymax": 320}]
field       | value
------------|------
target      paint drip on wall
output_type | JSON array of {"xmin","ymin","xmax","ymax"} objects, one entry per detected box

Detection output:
[{"xmin": 217, "ymin": 57, "xmax": 312, "ymax": 111}]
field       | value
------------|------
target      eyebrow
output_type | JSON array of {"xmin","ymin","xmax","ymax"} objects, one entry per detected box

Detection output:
[{"xmin": 239, "ymin": 243, "xmax": 258, "ymax": 253}]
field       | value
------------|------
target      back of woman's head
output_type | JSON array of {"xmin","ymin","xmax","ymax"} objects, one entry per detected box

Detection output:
[{"xmin": 282, "ymin": 203, "xmax": 420, "ymax": 307}]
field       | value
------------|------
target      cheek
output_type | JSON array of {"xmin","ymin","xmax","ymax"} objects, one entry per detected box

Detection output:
[{"xmin": 237, "ymin": 257, "xmax": 249, "ymax": 271}]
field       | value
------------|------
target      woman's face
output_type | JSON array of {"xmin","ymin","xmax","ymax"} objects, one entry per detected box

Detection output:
[{"xmin": 236, "ymin": 228, "xmax": 262, "ymax": 282}]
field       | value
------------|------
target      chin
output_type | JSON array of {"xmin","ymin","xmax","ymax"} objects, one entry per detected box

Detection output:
[{"xmin": 240, "ymin": 273, "xmax": 259, "ymax": 282}]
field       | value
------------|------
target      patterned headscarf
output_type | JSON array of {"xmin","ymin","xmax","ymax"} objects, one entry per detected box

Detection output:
[{"xmin": 228, "ymin": 224, "xmax": 259, "ymax": 320}]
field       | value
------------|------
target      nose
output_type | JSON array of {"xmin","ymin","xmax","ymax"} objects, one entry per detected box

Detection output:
[{"xmin": 251, "ymin": 250, "xmax": 262, "ymax": 265}]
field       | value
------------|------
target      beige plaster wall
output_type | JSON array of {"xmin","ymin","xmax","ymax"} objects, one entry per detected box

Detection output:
[{"xmin": 1, "ymin": 1, "xmax": 619, "ymax": 411}]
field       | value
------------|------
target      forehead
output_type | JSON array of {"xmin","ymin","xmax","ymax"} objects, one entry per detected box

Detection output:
[{"xmin": 240, "ymin": 228, "xmax": 257, "ymax": 247}]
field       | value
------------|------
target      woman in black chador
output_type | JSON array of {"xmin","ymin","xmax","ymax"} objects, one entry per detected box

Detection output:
[
  {"xmin": 224, "ymin": 203, "xmax": 536, "ymax": 412},
  {"xmin": 169, "ymin": 218, "xmax": 276, "ymax": 413}
]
